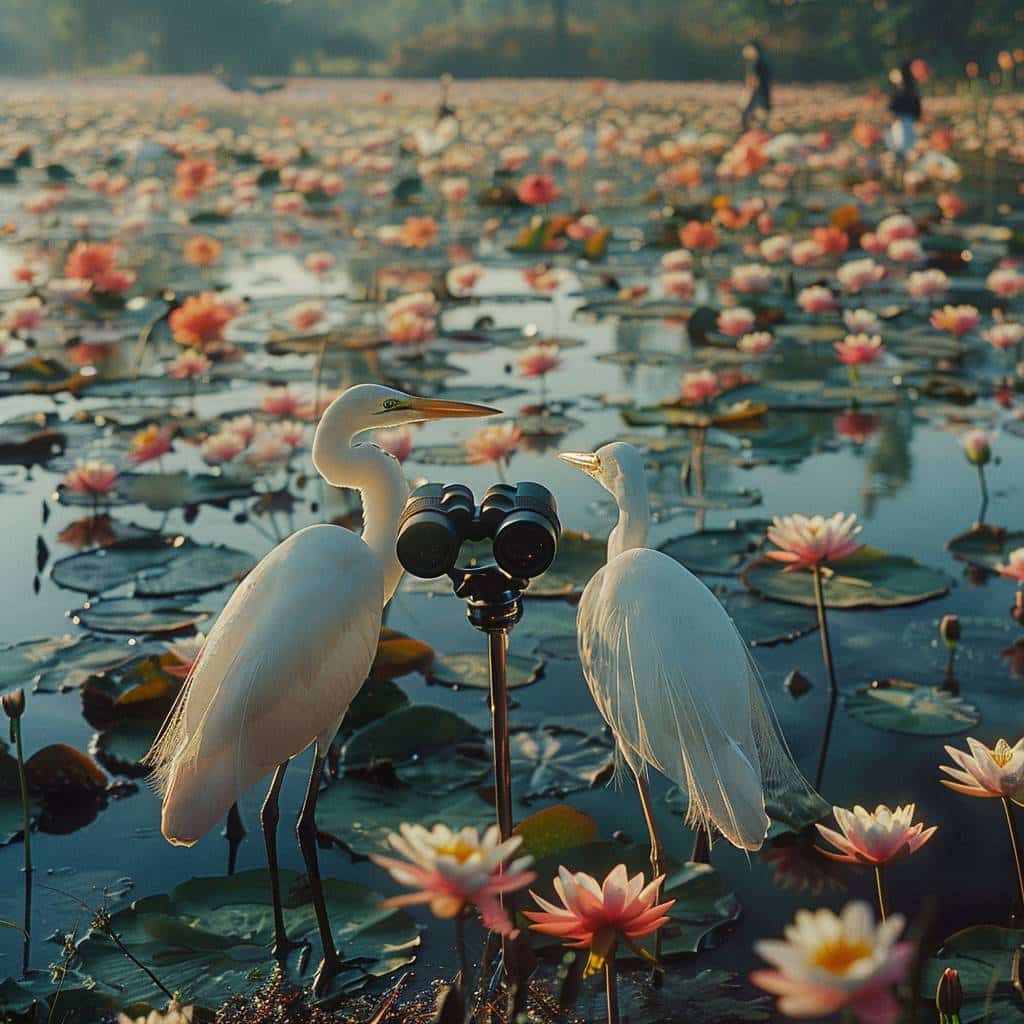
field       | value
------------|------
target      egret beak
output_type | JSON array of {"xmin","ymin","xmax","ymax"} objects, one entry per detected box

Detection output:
[
  {"xmin": 558, "ymin": 450, "xmax": 601, "ymax": 474},
  {"xmin": 406, "ymin": 396, "xmax": 501, "ymax": 420}
]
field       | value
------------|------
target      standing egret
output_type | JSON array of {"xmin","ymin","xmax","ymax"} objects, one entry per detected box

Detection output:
[
  {"xmin": 145, "ymin": 384, "xmax": 499, "ymax": 993},
  {"xmin": 557, "ymin": 443, "xmax": 813, "ymax": 870}
]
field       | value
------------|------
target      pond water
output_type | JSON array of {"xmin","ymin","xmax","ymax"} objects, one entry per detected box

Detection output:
[{"xmin": 0, "ymin": 76, "xmax": 1022, "ymax": 1021}]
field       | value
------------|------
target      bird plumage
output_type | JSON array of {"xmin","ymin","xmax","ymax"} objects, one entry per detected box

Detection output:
[{"xmin": 150, "ymin": 525, "xmax": 383, "ymax": 845}]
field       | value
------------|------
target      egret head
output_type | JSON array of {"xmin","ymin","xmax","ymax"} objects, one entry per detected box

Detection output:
[
  {"xmin": 558, "ymin": 441, "xmax": 646, "ymax": 504},
  {"xmin": 320, "ymin": 384, "xmax": 500, "ymax": 436}
]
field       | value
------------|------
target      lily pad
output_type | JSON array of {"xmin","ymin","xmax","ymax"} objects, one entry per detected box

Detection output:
[
  {"xmin": 742, "ymin": 547, "xmax": 949, "ymax": 609},
  {"xmin": 57, "ymin": 472, "xmax": 254, "ymax": 511},
  {"xmin": 427, "ymin": 652, "xmax": 544, "ymax": 690},
  {"xmin": 528, "ymin": 530, "xmax": 607, "ymax": 599},
  {"xmin": 923, "ymin": 926, "xmax": 1024, "ymax": 1024},
  {"xmin": 370, "ymin": 628, "xmax": 435, "ymax": 680},
  {"xmin": 91, "ymin": 720, "xmax": 160, "ymax": 776},
  {"xmin": 0, "ymin": 634, "xmax": 137, "ymax": 693},
  {"xmin": 51, "ymin": 536, "xmax": 255, "ymax": 596},
  {"xmin": 73, "ymin": 870, "xmax": 419, "ymax": 1007},
  {"xmin": 512, "ymin": 804, "xmax": 599, "ymax": 860},
  {"xmin": 844, "ymin": 679, "xmax": 980, "ymax": 736},
  {"xmin": 720, "ymin": 591, "xmax": 819, "ymax": 647},
  {"xmin": 511, "ymin": 726, "xmax": 614, "ymax": 803},
  {"xmin": 659, "ymin": 522, "xmax": 767, "ymax": 575},
  {"xmin": 616, "ymin": 969, "xmax": 771, "ymax": 1024},
  {"xmin": 947, "ymin": 524, "xmax": 1024, "ymax": 573},
  {"xmin": 70, "ymin": 597, "xmax": 209, "ymax": 636},
  {"xmin": 340, "ymin": 705, "xmax": 478, "ymax": 767},
  {"xmin": 529, "ymin": 841, "xmax": 740, "ymax": 960}
]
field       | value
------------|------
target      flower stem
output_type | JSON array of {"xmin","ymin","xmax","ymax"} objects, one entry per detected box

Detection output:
[
  {"xmin": 873, "ymin": 865, "xmax": 888, "ymax": 923},
  {"xmin": 812, "ymin": 565, "xmax": 840, "ymax": 790},
  {"xmin": 604, "ymin": 953, "xmax": 619, "ymax": 1024},
  {"xmin": 1001, "ymin": 797, "xmax": 1024, "ymax": 914},
  {"xmin": 13, "ymin": 717, "xmax": 31, "ymax": 977},
  {"xmin": 454, "ymin": 913, "xmax": 467, "ymax": 987},
  {"xmin": 977, "ymin": 465, "xmax": 989, "ymax": 525},
  {"xmin": 107, "ymin": 928, "xmax": 174, "ymax": 1002}
]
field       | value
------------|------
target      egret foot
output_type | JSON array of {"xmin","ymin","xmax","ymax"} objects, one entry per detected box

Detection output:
[{"xmin": 312, "ymin": 953, "xmax": 343, "ymax": 997}]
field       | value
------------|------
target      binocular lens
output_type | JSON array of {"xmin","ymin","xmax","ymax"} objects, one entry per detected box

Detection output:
[
  {"xmin": 396, "ymin": 510, "xmax": 461, "ymax": 578},
  {"xmin": 493, "ymin": 511, "xmax": 558, "ymax": 578}
]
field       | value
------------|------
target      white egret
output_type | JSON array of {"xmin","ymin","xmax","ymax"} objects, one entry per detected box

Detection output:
[
  {"xmin": 145, "ymin": 384, "xmax": 499, "ymax": 993},
  {"xmin": 558, "ymin": 442, "xmax": 813, "ymax": 865}
]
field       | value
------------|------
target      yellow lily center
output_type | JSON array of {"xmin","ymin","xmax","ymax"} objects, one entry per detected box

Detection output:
[
  {"xmin": 991, "ymin": 739, "xmax": 1014, "ymax": 768},
  {"xmin": 810, "ymin": 937, "xmax": 873, "ymax": 976},
  {"xmin": 435, "ymin": 838, "xmax": 480, "ymax": 863}
]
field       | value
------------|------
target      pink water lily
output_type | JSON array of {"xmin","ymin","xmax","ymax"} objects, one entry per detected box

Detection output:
[
  {"xmin": 816, "ymin": 805, "xmax": 937, "ymax": 866},
  {"xmin": 766, "ymin": 513, "xmax": 863, "ymax": 572}
]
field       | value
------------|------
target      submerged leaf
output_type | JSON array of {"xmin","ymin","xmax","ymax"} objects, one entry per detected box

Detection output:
[{"xmin": 844, "ymin": 679, "xmax": 980, "ymax": 736}]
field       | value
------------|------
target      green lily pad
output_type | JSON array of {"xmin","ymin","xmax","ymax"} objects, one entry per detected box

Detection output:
[
  {"xmin": 427, "ymin": 652, "xmax": 544, "ymax": 690},
  {"xmin": 528, "ymin": 841, "xmax": 740, "ymax": 961},
  {"xmin": 70, "ymin": 598, "xmax": 209, "ymax": 636},
  {"xmin": 340, "ymin": 705, "xmax": 478, "ymax": 767},
  {"xmin": 73, "ymin": 870, "xmax": 419, "ymax": 1007},
  {"xmin": 516, "ymin": 602, "xmax": 579, "ymax": 660},
  {"xmin": 659, "ymin": 522, "xmax": 767, "ymax": 576},
  {"xmin": 512, "ymin": 805, "xmax": 599, "ymax": 861},
  {"xmin": 91, "ymin": 719, "xmax": 161, "ymax": 776},
  {"xmin": 407, "ymin": 443, "xmax": 476, "ymax": 466},
  {"xmin": 720, "ymin": 591, "xmax": 818, "ymax": 647},
  {"xmin": 947, "ymin": 525, "xmax": 1024, "ymax": 573},
  {"xmin": 0, "ymin": 634, "xmax": 137, "ymax": 694},
  {"xmin": 57, "ymin": 472, "xmax": 254, "ymax": 511},
  {"xmin": 511, "ymin": 726, "xmax": 614, "ymax": 803},
  {"xmin": 923, "ymin": 926, "xmax": 1024, "ymax": 1024},
  {"xmin": 741, "ymin": 547, "xmax": 949, "ymax": 609},
  {"xmin": 617, "ymin": 969, "xmax": 771, "ymax": 1024},
  {"xmin": 844, "ymin": 679, "xmax": 980, "ymax": 736},
  {"xmin": 51, "ymin": 536, "xmax": 255, "ymax": 596},
  {"xmin": 0, "ymin": 971, "xmax": 117, "ymax": 1023},
  {"xmin": 528, "ymin": 530, "xmax": 607, "ymax": 599}
]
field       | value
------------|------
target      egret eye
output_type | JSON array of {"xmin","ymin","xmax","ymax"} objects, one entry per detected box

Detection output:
[{"xmin": 382, "ymin": 398, "xmax": 401, "ymax": 410}]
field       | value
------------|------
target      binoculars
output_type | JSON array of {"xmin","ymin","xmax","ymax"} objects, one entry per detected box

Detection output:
[{"xmin": 397, "ymin": 481, "xmax": 561, "ymax": 581}]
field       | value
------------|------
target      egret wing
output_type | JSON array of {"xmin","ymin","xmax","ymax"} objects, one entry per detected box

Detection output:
[
  {"xmin": 578, "ymin": 547, "xmax": 781, "ymax": 850},
  {"xmin": 147, "ymin": 524, "xmax": 383, "ymax": 844}
]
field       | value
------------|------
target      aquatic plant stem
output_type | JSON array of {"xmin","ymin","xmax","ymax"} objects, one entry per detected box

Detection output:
[
  {"xmin": 13, "ymin": 716, "xmax": 31, "ymax": 977},
  {"xmin": 632, "ymin": 767, "xmax": 665, "ymax": 985},
  {"xmin": 105, "ymin": 926, "xmax": 174, "ymax": 1002},
  {"xmin": 604, "ymin": 954, "xmax": 619, "ymax": 1024},
  {"xmin": 455, "ymin": 912, "xmax": 468, "ymax": 987},
  {"xmin": 1001, "ymin": 797, "xmax": 1024, "ymax": 912},
  {"xmin": 812, "ymin": 565, "xmax": 839, "ymax": 790},
  {"xmin": 977, "ymin": 465, "xmax": 989, "ymax": 525},
  {"xmin": 873, "ymin": 865, "xmax": 888, "ymax": 923}
]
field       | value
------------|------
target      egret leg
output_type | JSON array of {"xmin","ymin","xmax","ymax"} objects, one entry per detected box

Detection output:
[
  {"xmin": 632, "ymin": 768, "xmax": 666, "ymax": 985},
  {"xmin": 224, "ymin": 803, "xmax": 245, "ymax": 876},
  {"xmin": 296, "ymin": 752, "xmax": 342, "ymax": 995},
  {"xmin": 691, "ymin": 829, "xmax": 712, "ymax": 864},
  {"xmin": 262, "ymin": 760, "xmax": 301, "ymax": 962}
]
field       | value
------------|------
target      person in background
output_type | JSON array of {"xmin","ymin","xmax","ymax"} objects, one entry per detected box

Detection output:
[
  {"xmin": 887, "ymin": 61, "xmax": 922, "ymax": 162},
  {"xmin": 741, "ymin": 40, "xmax": 773, "ymax": 130}
]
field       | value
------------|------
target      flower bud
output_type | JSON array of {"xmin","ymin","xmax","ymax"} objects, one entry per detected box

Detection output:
[
  {"xmin": 1, "ymin": 688, "xmax": 25, "ymax": 720},
  {"xmin": 960, "ymin": 429, "xmax": 991, "ymax": 467},
  {"xmin": 939, "ymin": 614, "xmax": 961, "ymax": 648},
  {"xmin": 935, "ymin": 967, "xmax": 963, "ymax": 1016}
]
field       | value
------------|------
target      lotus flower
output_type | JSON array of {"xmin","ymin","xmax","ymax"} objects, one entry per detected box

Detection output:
[
  {"xmin": 717, "ymin": 307, "xmax": 756, "ymax": 337},
  {"xmin": 835, "ymin": 333, "xmax": 884, "ymax": 366},
  {"xmin": 996, "ymin": 548, "xmax": 1024, "ymax": 583},
  {"xmin": 940, "ymin": 737, "xmax": 1024, "ymax": 798},
  {"xmin": 680, "ymin": 369, "xmax": 721, "ymax": 404},
  {"xmin": 816, "ymin": 805, "xmax": 937, "ymax": 866},
  {"xmin": 63, "ymin": 460, "xmax": 119, "ymax": 497},
  {"xmin": 130, "ymin": 424, "xmax": 175, "ymax": 465},
  {"xmin": 905, "ymin": 269, "xmax": 950, "ymax": 301},
  {"xmin": 372, "ymin": 823, "xmax": 534, "ymax": 936},
  {"xmin": 167, "ymin": 348, "xmax": 211, "ymax": 380},
  {"xmin": 525, "ymin": 864, "xmax": 675, "ymax": 977},
  {"xmin": 931, "ymin": 305, "xmax": 979, "ymax": 337},
  {"xmin": 751, "ymin": 902, "xmax": 913, "ymax": 1024},
  {"xmin": 766, "ymin": 513, "xmax": 863, "ymax": 572}
]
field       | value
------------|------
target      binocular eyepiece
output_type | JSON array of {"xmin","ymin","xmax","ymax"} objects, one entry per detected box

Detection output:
[{"xmin": 397, "ymin": 481, "xmax": 560, "ymax": 581}]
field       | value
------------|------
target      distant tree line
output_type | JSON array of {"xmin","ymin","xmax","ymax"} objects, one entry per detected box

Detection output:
[{"xmin": 0, "ymin": 0, "xmax": 1016, "ymax": 80}]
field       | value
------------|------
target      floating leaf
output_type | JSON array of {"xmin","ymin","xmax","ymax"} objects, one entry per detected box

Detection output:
[
  {"xmin": 946, "ymin": 524, "xmax": 1024, "ymax": 573},
  {"xmin": 512, "ymin": 805, "xmax": 598, "ymax": 860},
  {"xmin": 527, "ymin": 530, "xmax": 607, "ymax": 599},
  {"xmin": 371, "ymin": 628, "xmax": 435, "ymax": 680},
  {"xmin": 0, "ymin": 634, "xmax": 137, "ymax": 694},
  {"xmin": 57, "ymin": 472, "xmax": 254, "ymax": 511},
  {"xmin": 427, "ymin": 652, "xmax": 543, "ymax": 690},
  {"xmin": 616, "ymin": 969, "xmax": 771, "ymax": 1024},
  {"xmin": 511, "ymin": 726, "xmax": 614, "ymax": 803},
  {"xmin": 73, "ymin": 870, "xmax": 419, "ymax": 1007},
  {"xmin": 51, "ymin": 535, "xmax": 254, "ymax": 596},
  {"xmin": 70, "ymin": 597, "xmax": 209, "ymax": 635},
  {"xmin": 844, "ymin": 679, "xmax": 980, "ymax": 736},
  {"xmin": 659, "ymin": 522, "xmax": 767, "ymax": 576},
  {"xmin": 91, "ymin": 720, "xmax": 160, "ymax": 777},
  {"xmin": 340, "ymin": 705, "xmax": 478, "ymax": 767},
  {"xmin": 923, "ymin": 926, "xmax": 1024, "ymax": 1024},
  {"xmin": 720, "ymin": 591, "xmax": 818, "ymax": 647},
  {"xmin": 742, "ymin": 547, "xmax": 949, "ymax": 609}
]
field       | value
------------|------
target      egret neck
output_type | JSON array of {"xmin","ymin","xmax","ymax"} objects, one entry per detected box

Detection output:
[
  {"xmin": 607, "ymin": 456, "xmax": 651, "ymax": 561},
  {"xmin": 312, "ymin": 437, "xmax": 408, "ymax": 602}
]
